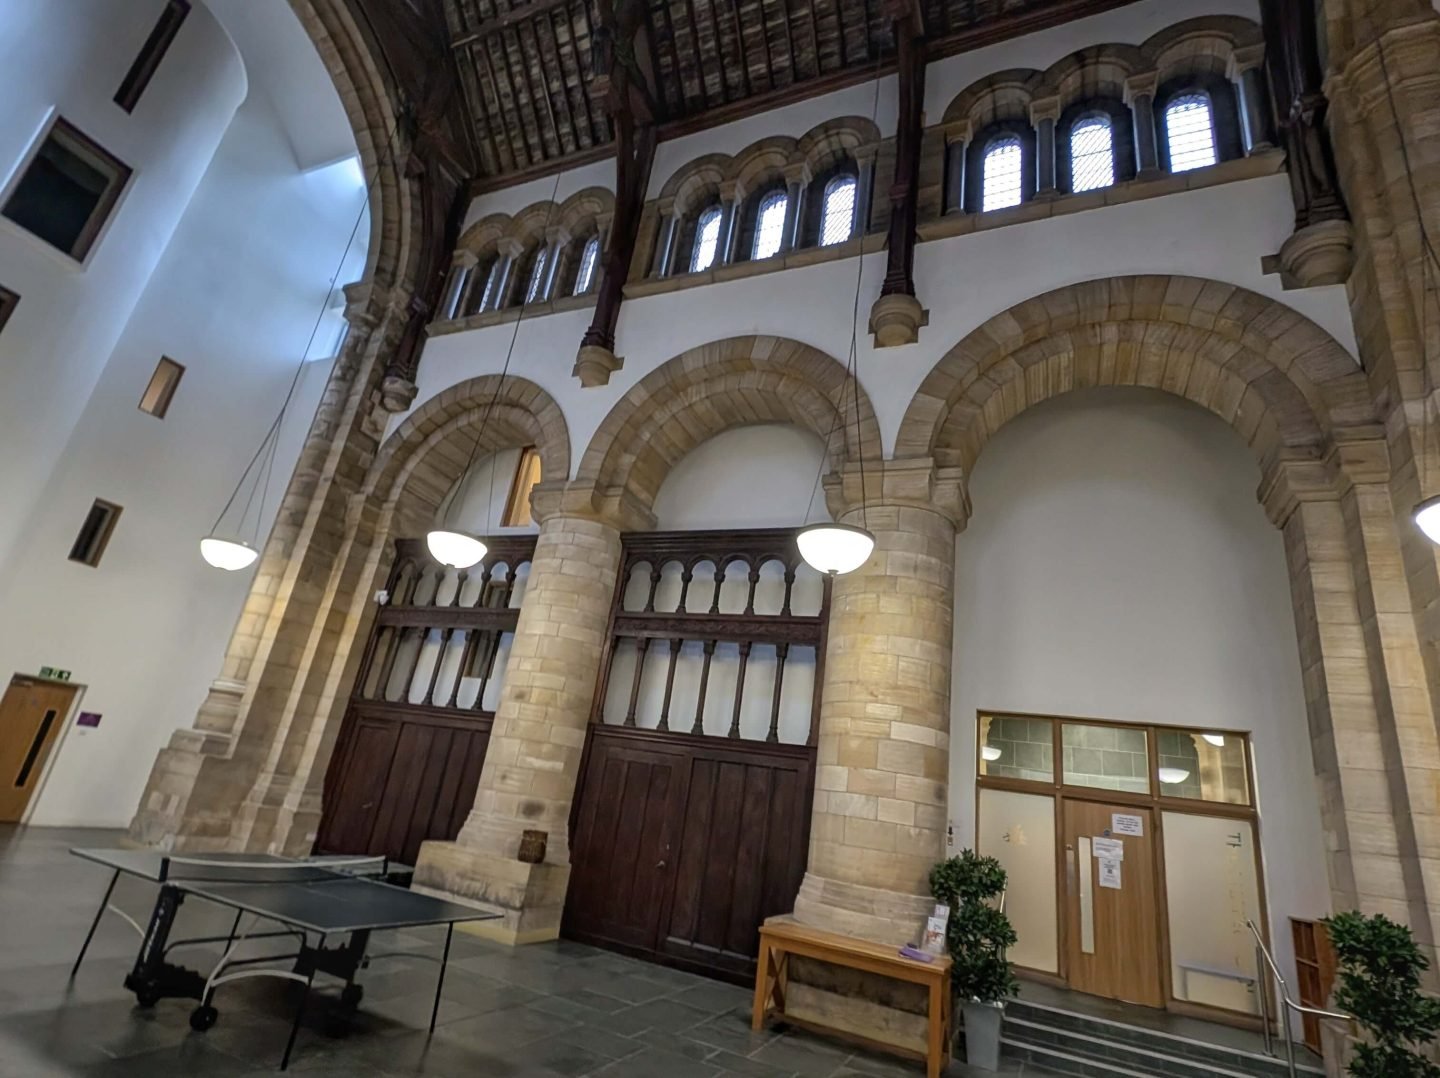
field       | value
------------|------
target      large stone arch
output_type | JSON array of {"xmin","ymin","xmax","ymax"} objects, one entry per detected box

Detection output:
[{"xmin": 577, "ymin": 336, "xmax": 882, "ymax": 519}]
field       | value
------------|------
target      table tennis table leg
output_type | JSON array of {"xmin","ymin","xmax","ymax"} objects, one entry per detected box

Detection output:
[
  {"xmin": 280, "ymin": 937, "xmax": 322, "ymax": 1072},
  {"xmin": 71, "ymin": 868, "xmax": 120, "ymax": 980},
  {"xmin": 429, "ymin": 925, "xmax": 454, "ymax": 1034}
]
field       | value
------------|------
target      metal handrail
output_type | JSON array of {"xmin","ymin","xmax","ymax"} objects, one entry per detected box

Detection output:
[{"xmin": 1246, "ymin": 919, "xmax": 1352, "ymax": 1077}]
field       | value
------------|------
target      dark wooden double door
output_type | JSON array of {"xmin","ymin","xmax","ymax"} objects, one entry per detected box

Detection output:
[{"xmin": 563, "ymin": 725, "xmax": 814, "ymax": 982}]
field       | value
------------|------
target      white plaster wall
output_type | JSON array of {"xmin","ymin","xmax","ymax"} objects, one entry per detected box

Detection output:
[
  {"xmin": 0, "ymin": 0, "xmax": 246, "ymax": 570},
  {"xmin": 950, "ymin": 387, "xmax": 1328, "ymax": 995},
  {"xmin": 652, "ymin": 425, "xmax": 829, "ymax": 530},
  {"xmin": 441, "ymin": 448, "xmax": 541, "ymax": 535},
  {"xmin": 0, "ymin": 5, "xmax": 368, "ymax": 826}
]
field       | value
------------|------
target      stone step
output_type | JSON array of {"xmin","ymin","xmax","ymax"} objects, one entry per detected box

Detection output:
[
  {"xmin": 1001, "ymin": 1037, "xmax": 1180, "ymax": 1078},
  {"xmin": 1003, "ymin": 998, "xmax": 1323, "ymax": 1078}
]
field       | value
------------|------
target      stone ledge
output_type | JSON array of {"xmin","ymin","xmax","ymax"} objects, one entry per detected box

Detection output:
[
  {"xmin": 623, "ymin": 231, "xmax": 888, "ymax": 300},
  {"xmin": 413, "ymin": 839, "xmax": 571, "ymax": 945},
  {"xmin": 426, "ymin": 292, "xmax": 597, "ymax": 337}
]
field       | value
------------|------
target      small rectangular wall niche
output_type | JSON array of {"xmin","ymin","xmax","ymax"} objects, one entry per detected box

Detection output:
[
  {"xmin": 0, "ymin": 285, "xmax": 17, "ymax": 336},
  {"xmin": 1, "ymin": 119, "xmax": 132, "ymax": 261},
  {"xmin": 68, "ymin": 499, "xmax": 123, "ymax": 567},
  {"xmin": 138, "ymin": 356, "xmax": 185, "ymax": 418},
  {"xmin": 115, "ymin": 0, "xmax": 192, "ymax": 113}
]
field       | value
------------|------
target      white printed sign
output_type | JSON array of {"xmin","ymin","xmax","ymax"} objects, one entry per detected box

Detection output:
[
  {"xmin": 1093, "ymin": 837, "xmax": 1124, "ymax": 861},
  {"xmin": 1098, "ymin": 858, "xmax": 1122, "ymax": 889},
  {"xmin": 1111, "ymin": 813, "xmax": 1144, "ymax": 837}
]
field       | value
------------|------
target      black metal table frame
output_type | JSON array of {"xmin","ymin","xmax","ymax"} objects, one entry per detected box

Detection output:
[{"xmin": 71, "ymin": 865, "xmax": 460, "ymax": 1070}]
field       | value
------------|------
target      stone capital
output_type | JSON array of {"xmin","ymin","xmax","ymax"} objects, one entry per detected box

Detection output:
[
  {"xmin": 544, "ymin": 224, "xmax": 572, "ymax": 246},
  {"xmin": 1228, "ymin": 43, "xmax": 1267, "ymax": 79},
  {"xmin": 1124, "ymin": 71, "xmax": 1160, "ymax": 105},
  {"xmin": 1277, "ymin": 219, "xmax": 1356, "ymax": 288},
  {"xmin": 531, "ymin": 479, "xmax": 656, "ymax": 533},
  {"xmin": 853, "ymin": 146, "xmax": 879, "ymax": 166},
  {"xmin": 1028, "ymin": 96, "xmax": 1061, "ymax": 125},
  {"xmin": 451, "ymin": 249, "xmax": 479, "ymax": 268},
  {"xmin": 1326, "ymin": 429, "xmax": 1392, "ymax": 489},
  {"xmin": 822, "ymin": 458, "xmax": 970, "ymax": 530},
  {"xmin": 497, "ymin": 237, "xmax": 526, "ymax": 259},
  {"xmin": 1259, "ymin": 452, "xmax": 1341, "ymax": 527},
  {"xmin": 595, "ymin": 210, "xmax": 615, "ymax": 234},
  {"xmin": 718, "ymin": 179, "xmax": 745, "ymax": 203},
  {"xmin": 782, "ymin": 161, "xmax": 812, "ymax": 186},
  {"xmin": 655, "ymin": 196, "xmax": 677, "ymax": 217},
  {"xmin": 342, "ymin": 279, "xmax": 408, "ymax": 332},
  {"xmin": 868, "ymin": 292, "xmax": 928, "ymax": 348},
  {"xmin": 572, "ymin": 343, "xmax": 624, "ymax": 387},
  {"xmin": 942, "ymin": 119, "xmax": 973, "ymax": 145}
]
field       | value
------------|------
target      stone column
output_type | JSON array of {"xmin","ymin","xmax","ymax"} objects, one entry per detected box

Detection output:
[
  {"xmin": 540, "ymin": 226, "xmax": 568, "ymax": 301},
  {"xmin": 942, "ymin": 120, "xmax": 970, "ymax": 215},
  {"xmin": 439, "ymin": 252, "xmax": 475, "ymax": 321},
  {"xmin": 492, "ymin": 240, "xmax": 523, "ymax": 308},
  {"xmin": 792, "ymin": 460, "xmax": 969, "ymax": 944},
  {"xmin": 413, "ymin": 486, "xmax": 645, "ymax": 942},
  {"xmin": 649, "ymin": 199, "xmax": 677, "ymax": 277},
  {"xmin": 782, "ymin": 163, "xmax": 809, "ymax": 251},
  {"xmin": 1126, "ymin": 72, "xmax": 1162, "ymax": 180},
  {"xmin": 1030, "ymin": 96, "xmax": 1060, "ymax": 197},
  {"xmin": 718, "ymin": 180, "xmax": 744, "ymax": 265},
  {"xmin": 1231, "ymin": 44, "xmax": 1276, "ymax": 153},
  {"xmin": 853, "ymin": 148, "xmax": 876, "ymax": 236}
]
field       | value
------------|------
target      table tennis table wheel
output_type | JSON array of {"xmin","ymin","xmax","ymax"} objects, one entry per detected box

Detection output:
[
  {"xmin": 339, "ymin": 984, "xmax": 363, "ymax": 1009},
  {"xmin": 189, "ymin": 1005, "xmax": 218, "ymax": 1032}
]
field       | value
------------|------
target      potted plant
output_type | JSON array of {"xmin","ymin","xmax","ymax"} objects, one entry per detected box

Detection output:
[
  {"xmin": 930, "ymin": 849, "xmax": 1018, "ymax": 1071},
  {"xmin": 1326, "ymin": 910, "xmax": 1440, "ymax": 1078}
]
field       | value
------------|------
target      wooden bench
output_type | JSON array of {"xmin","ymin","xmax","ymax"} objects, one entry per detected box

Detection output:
[{"xmin": 751, "ymin": 916, "xmax": 953, "ymax": 1078}]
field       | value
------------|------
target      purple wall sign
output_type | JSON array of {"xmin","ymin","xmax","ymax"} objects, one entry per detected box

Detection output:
[{"xmin": 76, "ymin": 712, "xmax": 102, "ymax": 728}]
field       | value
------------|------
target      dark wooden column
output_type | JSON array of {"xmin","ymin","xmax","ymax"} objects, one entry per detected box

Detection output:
[
  {"xmin": 575, "ymin": 0, "xmax": 658, "ymax": 388},
  {"xmin": 869, "ymin": 0, "xmax": 927, "ymax": 347}
]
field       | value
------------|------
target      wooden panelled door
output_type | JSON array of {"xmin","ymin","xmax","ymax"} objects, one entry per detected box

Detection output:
[
  {"xmin": 1062, "ymin": 799, "xmax": 1164, "ymax": 1007},
  {"xmin": 0, "ymin": 676, "xmax": 78, "ymax": 821}
]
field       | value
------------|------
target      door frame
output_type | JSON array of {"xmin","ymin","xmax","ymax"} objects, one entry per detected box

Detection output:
[
  {"xmin": 973, "ymin": 708, "xmax": 1272, "ymax": 1030},
  {"xmin": 0, "ymin": 674, "xmax": 84, "ymax": 824}
]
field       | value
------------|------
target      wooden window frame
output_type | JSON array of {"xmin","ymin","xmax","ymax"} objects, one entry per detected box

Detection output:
[
  {"xmin": 115, "ymin": 0, "xmax": 192, "ymax": 113},
  {"xmin": 0, "ymin": 285, "xmax": 17, "ymax": 336},
  {"xmin": 139, "ymin": 356, "xmax": 185, "ymax": 418},
  {"xmin": 68, "ymin": 499, "xmax": 123, "ymax": 567},
  {"xmin": 2, "ymin": 118, "xmax": 132, "ymax": 262}
]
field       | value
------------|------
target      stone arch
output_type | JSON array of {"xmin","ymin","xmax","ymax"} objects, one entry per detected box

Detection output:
[
  {"xmin": 457, "ymin": 212, "xmax": 512, "ymax": 255},
  {"xmin": 896, "ymin": 275, "xmax": 1374, "ymax": 476},
  {"xmin": 578, "ymin": 336, "xmax": 882, "ymax": 517},
  {"xmin": 1143, "ymin": 16, "xmax": 1263, "ymax": 83},
  {"xmin": 942, "ymin": 68, "xmax": 1039, "ymax": 128},
  {"xmin": 797, "ymin": 116, "xmax": 883, "ymax": 174},
  {"xmin": 1035, "ymin": 44, "xmax": 1146, "ymax": 106},
  {"xmin": 368, "ymin": 376, "xmax": 571, "ymax": 538},
  {"xmin": 730, "ymin": 136, "xmax": 798, "ymax": 194},
  {"xmin": 658, "ymin": 153, "xmax": 732, "ymax": 214}
]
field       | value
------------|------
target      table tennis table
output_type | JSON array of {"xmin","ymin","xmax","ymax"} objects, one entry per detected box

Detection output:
[{"xmin": 70, "ymin": 847, "xmax": 498, "ymax": 1069}]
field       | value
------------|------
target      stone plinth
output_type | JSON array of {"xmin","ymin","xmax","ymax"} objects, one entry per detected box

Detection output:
[{"xmin": 413, "ymin": 841, "xmax": 570, "ymax": 944}]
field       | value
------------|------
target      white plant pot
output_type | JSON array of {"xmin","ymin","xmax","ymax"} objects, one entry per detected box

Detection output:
[{"xmin": 962, "ymin": 999, "xmax": 1005, "ymax": 1071}]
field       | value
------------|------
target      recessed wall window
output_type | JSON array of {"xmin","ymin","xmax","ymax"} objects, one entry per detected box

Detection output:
[
  {"xmin": 819, "ymin": 175, "xmax": 857, "ymax": 246},
  {"xmin": 2, "ymin": 119, "xmax": 131, "ymax": 261},
  {"xmin": 0, "ymin": 285, "xmax": 17, "ymax": 336},
  {"xmin": 115, "ymin": 0, "xmax": 191, "ymax": 113},
  {"xmin": 751, "ymin": 191, "xmax": 788, "ymax": 260},
  {"xmin": 1069, "ymin": 114, "xmax": 1115, "ymax": 192},
  {"xmin": 524, "ymin": 246, "xmax": 550, "ymax": 303},
  {"xmin": 691, "ymin": 206, "xmax": 722, "ymax": 273},
  {"xmin": 68, "ymin": 499, "xmax": 122, "ymax": 567},
  {"xmin": 1164, "ymin": 93, "xmax": 1218, "ymax": 172},
  {"xmin": 574, "ymin": 236, "xmax": 600, "ymax": 295},
  {"xmin": 981, "ymin": 135, "xmax": 1024, "ymax": 211},
  {"xmin": 502, "ymin": 447, "xmax": 542, "ymax": 527},
  {"xmin": 139, "ymin": 357, "xmax": 185, "ymax": 418}
]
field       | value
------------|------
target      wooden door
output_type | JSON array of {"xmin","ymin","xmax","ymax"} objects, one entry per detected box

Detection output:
[
  {"xmin": 564, "ymin": 736, "xmax": 683, "ymax": 951},
  {"xmin": 0, "ymin": 677, "xmax": 78, "ymax": 821},
  {"xmin": 1062, "ymin": 799, "xmax": 1164, "ymax": 1007}
]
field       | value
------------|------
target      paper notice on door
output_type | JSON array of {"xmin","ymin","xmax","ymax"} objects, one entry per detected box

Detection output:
[
  {"xmin": 1111, "ymin": 813, "xmax": 1144, "ymax": 837},
  {"xmin": 1092, "ymin": 837, "xmax": 1124, "ymax": 861},
  {"xmin": 1098, "ymin": 858, "xmax": 1122, "ymax": 889}
]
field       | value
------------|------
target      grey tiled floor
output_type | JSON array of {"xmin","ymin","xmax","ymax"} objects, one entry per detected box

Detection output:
[{"xmin": 0, "ymin": 825, "xmax": 1059, "ymax": 1078}]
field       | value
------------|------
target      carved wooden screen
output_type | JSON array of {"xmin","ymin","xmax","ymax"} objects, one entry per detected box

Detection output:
[
  {"xmin": 563, "ymin": 528, "xmax": 829, "ymax": 981},
  {"xmin": 316, "ymin": 535, "xmax": 536, "ymax": 865}
]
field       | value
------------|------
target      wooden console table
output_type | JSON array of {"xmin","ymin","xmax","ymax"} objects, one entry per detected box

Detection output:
[{"xmin": 751, "ymin": 916, "xmax": 953, "ymax": 1078}]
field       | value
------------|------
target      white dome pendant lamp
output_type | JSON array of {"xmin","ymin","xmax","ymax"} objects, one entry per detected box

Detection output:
[{"xmin": 797, "ymin": 521, "xmax": 875, "ymax": 577}]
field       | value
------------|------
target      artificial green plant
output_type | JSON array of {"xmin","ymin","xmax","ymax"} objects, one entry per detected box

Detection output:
[
  {"xmin": 1327, "ymin": 910, "xmax": 1440, "ymax": 1078},
  {"xmin": 929, "ymin": 849, "xmax": 1019, "ymax": 1004}
]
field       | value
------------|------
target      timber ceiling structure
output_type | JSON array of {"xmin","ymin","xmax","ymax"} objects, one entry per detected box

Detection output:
[{"xmin": 351, "ymin": 0, "xmax": 1140, "ymax": 189}]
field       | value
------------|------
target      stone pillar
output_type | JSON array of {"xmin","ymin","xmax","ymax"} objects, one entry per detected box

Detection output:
[
  {"xmin": 718, "ymin": 180, "xmax": 743, "ymax": 265},
  {"xmin": 1231, "ymin": 44, "xmax": 1276, "ymax": 153},
  {"xmin": 493, "ymin": 240, "xmax": 524, "ymax": 308},
  {"xmin": 540, "ymin": 227, "xmax": 569, "ymax": 301},
  {"xmin": 413, "ymin": 487, "xmax": 643, "ymax": 942},
  {"xmin": 649, "ymin": 199, "xmax": 677, "ymax": 277},
  {"xmin": 792, "ymin": 460, "xmax": 969, "ymax": 943},
  {"xmin": 439, "ymin": 252, "xmax": 475, "ymax": 321},
  {"xmin": 853, "ymin": 148, "xmax": 876, "ymax": 236},
  {"xmin": 942, "ymin": 120, "xmax": 970, "ymax": 215},
  {"xmin": 782, "ymin": 163, "xmax": 809, "ymax": 251},
  {"xmin": 1031, "ymin": 96, "xmax": 1060, "ymax": 197},
  {"xmin": 1126, "ymin": 72, "xmax": 1162, "ymax": 180}
]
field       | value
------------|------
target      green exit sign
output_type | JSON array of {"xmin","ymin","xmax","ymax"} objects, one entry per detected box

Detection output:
[{"xmin": 38, "ymin": 666, "xmax": 71, "ymax": 681}]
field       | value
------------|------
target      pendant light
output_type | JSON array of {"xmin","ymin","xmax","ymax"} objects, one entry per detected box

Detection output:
[
  {"xmin": 1158, "ymin": 767, "xmax": 1191, "ymax": 785},
  {"xmin": 424, "ymin": 170, "xmax": 563, "ymax": 569},
  {"xmin": 797, "ymin": 62, "xmax": 880, "ymax": 577},
  {"xmin": 1201, "ymin": 733, "xmax": 1226, "ymax": 748},
  {"xmin": 201, "ymin": 118, "xmax": 403, "ymax": 572}
]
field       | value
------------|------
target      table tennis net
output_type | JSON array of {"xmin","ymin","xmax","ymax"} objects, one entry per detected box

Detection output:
[{"xmin": 157, "ymin": 854, "xmax": 391, "ymax": 884}]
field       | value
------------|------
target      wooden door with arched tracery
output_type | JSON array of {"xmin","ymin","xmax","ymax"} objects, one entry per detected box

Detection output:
[
  {"xmin": 562, "ymin": 528, "xmax": 828, "ymax": 983},
  {"xmin": 315, "ymin": 536, "xmax": 536, "ymax": 866}
]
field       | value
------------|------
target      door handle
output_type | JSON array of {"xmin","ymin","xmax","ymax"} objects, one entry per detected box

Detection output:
[{"xmin": 656, "ymin": 860, "xmax": 667, "ymax": 869}]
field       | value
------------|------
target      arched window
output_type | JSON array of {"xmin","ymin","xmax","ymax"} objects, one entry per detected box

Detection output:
[
  {"xmin": 573, "ymin": 235, "xmax": 600, "ymax": 295},
  {"xmin": 1069, "ymin": 114, "xmax": 1115, "ymax": 192},
  {"xmin": 752, "ymin": 190, "xmax": 788, "ymax": 260},
  {"xmin": 690, "ymin": 205, "xmax": 722, "ymax": 273},
  {"xmin": 466, "ymin": 256, "xmax": 501, "ymax": 315},
  {"xmin": 1164, "ymin": 92, "xmax": 1217, "ymax": 172},
  {"xmin": 524, "ymin": 244, "xmax": 549, "ymax": 303},
  {"xmin": 981, "ymin": 135, "xmax": 1024, "ymax": 211},
  {"xmin": 819, "ymin": 174, "xmax": 857, "ymax": 246}
]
